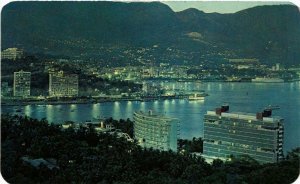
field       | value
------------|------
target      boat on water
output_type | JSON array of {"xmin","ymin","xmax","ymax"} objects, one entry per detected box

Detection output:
[
  {"xmin": 16, "ymin": 109, "xmax": 22, "ymax": 112},
  {"xmin": 251, "ymin": 77, "xmax": 284, "ymax": 83},
  {"xmin": 14, "ymin": 105, "xmax": 22, "ymax": 112},
  {"xmin": 226, "ymin": 77, "xmax": 241, "ymax": 82},
  {"xmin": 177, "ymin": 79, "xmax": 202, "ymax": 83},
  {"xmin": 267, "ymin": 105, "xmax": 280, "ymax": 110},
  {"xmin": 189, "ymin": 90, "xmax": 209, "ymax": 96},
  {"xmin": 188, "ymin": 93, "xmax": 205, "ymax": 101}
]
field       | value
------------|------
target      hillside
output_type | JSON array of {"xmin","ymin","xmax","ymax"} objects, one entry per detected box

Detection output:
[{"xmin": 2, "ymin": 2, "xmax": 300, "ymax": 65}]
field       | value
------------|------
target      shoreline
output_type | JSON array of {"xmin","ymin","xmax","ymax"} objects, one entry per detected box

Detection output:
[
  {"xmin": 2, "ymin": 80, "xmax": 299, "ymax": 106},
  {"xmin": 146, "ymin": 78, "xmax": 300, "ymax": 83},
  {"xmin": 1, "ymin": 96, "xmax": 191, "ymax": 106}
]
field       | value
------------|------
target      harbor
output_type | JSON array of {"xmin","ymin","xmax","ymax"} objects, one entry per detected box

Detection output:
[
  {"xmin": 2, "ymin": 81, "xmax": 299, "ymax": 154},
  {"xmin": 1, "ymin": 93, "xmax": 208, "ymax": 106}
]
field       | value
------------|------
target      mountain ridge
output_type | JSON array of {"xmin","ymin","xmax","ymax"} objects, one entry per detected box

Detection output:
[{"xmin": 2, "ymin": 2, "xmax": 299, "ymax": 66}]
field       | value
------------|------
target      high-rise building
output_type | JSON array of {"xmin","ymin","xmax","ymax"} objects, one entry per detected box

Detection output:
[
  {"xmin": 203, "ymin": 105, "xmax": 284, "ymax": 164},
  {"xmin": 133, "ymin": 111, "xmax": 179, "ymax": 152},
  {"xmin": 13, "ymin": 70, "xmax": 31, "ymax": 97},
  {"xmin": 1, "ymin": 48, "xmax": 24, "ymax": 60},
  {"xmin": 1, "ymin": 82, "xmax": 10, "ymax": 96},
  {"xmin": 49, "ymin": 71, "xmax": 78, "ymax": 97},
  {"xmin": 276, "ymin": 63, "xmax": 280, "ymax": 71}
]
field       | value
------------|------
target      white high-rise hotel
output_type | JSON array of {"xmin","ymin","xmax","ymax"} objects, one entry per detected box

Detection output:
[
  {"xmin": 133, "ymin": 111, "xmax": 179, "ymax": 152},
  {"xmin": 1, "ymin": 48, "xmax": 24, "ymax": 60},
  {"xmin": 13, "ymin": 70, "xmax": 31, "ymax": 97}
]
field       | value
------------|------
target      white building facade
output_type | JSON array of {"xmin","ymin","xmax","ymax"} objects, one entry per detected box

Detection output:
[
  {"xmin": 133, "ymin": 111, "xmax": 179, "ymax": 152},
  {"xmin": 203, "ymin": 105, "xmax": 284, "ymax": 164},
  {"xmin": 2, "ymin": 48, "xmax": 24, "ymax": 60},
  {"xmin": 13, "ymin": 70, "xmax": 31, "ymax": 97},
  {"xmin": 49, "ymin": 71, "xmax": 78, "ymax": 97}
]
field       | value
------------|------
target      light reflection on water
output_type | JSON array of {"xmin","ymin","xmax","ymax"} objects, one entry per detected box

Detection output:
[{"xmin": 2, "ymin": 82, "xmax": 300, "ymax": 153}]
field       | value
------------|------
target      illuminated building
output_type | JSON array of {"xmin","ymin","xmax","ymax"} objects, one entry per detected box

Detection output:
[
  {"xmin": 49, "ymin": 71, "xmax": 78, "ymax": 97},
  {"xmin": 276, "ymin": 63, "xmax": 280, "ymax": 71},
  {"xmin": 1, "ymin": 82, "xmax": 10, "ymax": 96},
  {"xmin": 1, "ymin": 48, "xmax": 24, "ymax": 60},
  {"xmin": 203, "ymin": 105, "xmax": 284, "ymax": 163},
  {"xmin": 13, "ymin": 70, "xmax": 31, "ymax": 97},
  {"xmin": 133, "ymin": 111, "xmax": 179, "ymax": 152}
]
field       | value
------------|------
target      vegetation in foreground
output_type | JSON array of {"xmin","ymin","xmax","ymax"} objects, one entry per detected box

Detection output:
[{"xmin": 1, "ymin": 114, "xmax": 299, "ymax": 183}]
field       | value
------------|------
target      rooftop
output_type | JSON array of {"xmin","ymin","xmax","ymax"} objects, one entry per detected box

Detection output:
[
  {"xmin": 206, "ymin": 110, "xmax": 282, "ymax": 123},
  {"xmin": 21, "ymin": 156, "xmax": 59, "ymax": 170},
  {"xmin": 134, "ymin": 111, "xmax": 178, "ymax": 121}
]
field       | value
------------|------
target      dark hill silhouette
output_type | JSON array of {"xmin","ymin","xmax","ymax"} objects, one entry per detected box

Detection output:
[{"xmin": 2, "ymin": 2, "xmax": 299, "ymax": 65}]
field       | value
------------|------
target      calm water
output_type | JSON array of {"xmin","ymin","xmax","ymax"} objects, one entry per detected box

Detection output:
[{"xmin": 2, "ymin": 82, "xmax": 300, "ymax": 153}]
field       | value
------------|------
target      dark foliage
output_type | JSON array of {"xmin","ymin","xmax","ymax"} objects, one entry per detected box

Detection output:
[
  {"xmin": 1, "ymin": 114, "xmax": 299, "ymax": 183},
  {"xmin": 178, "ymin": 137, "xmax": 203, "ymax": 153},
  {"xmin": 105, "ymin": 117, "xmax": 134, "ymax": 138}
]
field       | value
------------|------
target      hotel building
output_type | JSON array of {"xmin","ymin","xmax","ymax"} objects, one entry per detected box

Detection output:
[
  {"xmin": 1, "ymin": 82, "xmax": 10, "ymax": 96},
  {"xmin": 133, "ymin": 111, "xmax": 179, "ymax": 152},
  {"xmin": 49, "ymin": 71, "xmax": 78, "ymax": 97},
  {"xmin": 203, "ymin": 105, "xmax": 284, "ymax": 163},
  {"xmin": 1, "ymin": 48, "xmax": 24, "ymax": 60},
  {"xmin": 13, "ymin": 70, "xmax": 31, "ymax": 97}
]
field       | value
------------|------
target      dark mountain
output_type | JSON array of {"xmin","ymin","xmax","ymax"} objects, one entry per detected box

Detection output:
[
  {"xmin": 176, "ymin": 5, "xmax": 300, "ymax": 64},
  {"xmin": 2, "ymin": 2, "xmax": 178, "ymax": 46},
  {"xmin": 2, "ymin": 2, "xmax": 300, "ymax": 65}
]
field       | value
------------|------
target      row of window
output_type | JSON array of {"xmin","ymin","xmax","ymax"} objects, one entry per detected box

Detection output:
[
  {"xmin": 204, "ymin": 129, "xmax": 276, "ymax": 142},
  {"xmin": 204, "ymin": 133, "xmax": 275, "ymax": 148},
  {"xmin": 204, "ymin": 123, "xmax": 277, "ymax": 137},
  {"xmin": 204, "ymin": 144, "xmax": 276, "ymax": 159}
]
